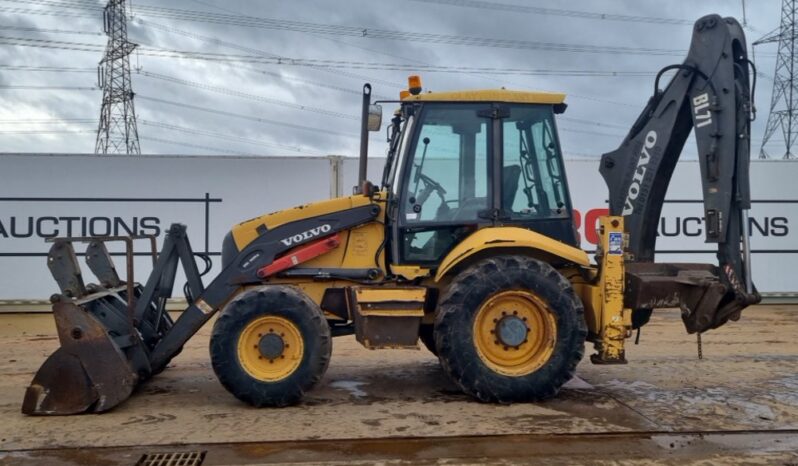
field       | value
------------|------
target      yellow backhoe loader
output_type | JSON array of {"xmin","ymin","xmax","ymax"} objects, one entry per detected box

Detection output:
[{"xmin": 23, "ymin": 14, "xmax": 760, "ymax": 415}]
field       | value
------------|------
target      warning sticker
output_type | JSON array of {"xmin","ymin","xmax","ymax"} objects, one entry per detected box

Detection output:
[{"xmin": 608, "ymin": 232, "xmax": 623, "ymax": 255}]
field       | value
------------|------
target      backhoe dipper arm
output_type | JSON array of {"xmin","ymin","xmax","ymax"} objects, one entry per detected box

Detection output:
[{"xmin": 599, "ymin": 14, "xmax": 760, "ymax": 333}]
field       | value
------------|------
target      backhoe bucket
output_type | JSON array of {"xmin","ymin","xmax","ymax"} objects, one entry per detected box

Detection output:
[{"xmin": 22, "ymin": 302, "xmax": 137, "ymax": 415}]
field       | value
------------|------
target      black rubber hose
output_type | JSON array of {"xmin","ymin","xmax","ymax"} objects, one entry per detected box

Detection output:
[{"xmin": 654, "ymin": 63, "xmax": 716, "ymax": 97}]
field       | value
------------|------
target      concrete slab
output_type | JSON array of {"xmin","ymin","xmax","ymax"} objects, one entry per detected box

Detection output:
[
  {"xmin": 5, "ymin": 430, "xmax": 798, "ymax": 465},
  {"xmin": 0, "ymin": 305, "xmax": 796, "ymax": 462}
]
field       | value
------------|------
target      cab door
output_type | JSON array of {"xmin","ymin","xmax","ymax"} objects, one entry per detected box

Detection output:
[
  {"xmin": 392, "ymin": 103, "xmax": 493, "ymax": 265},
  {"xmin": 498, "ymin": 104, "xmax": 578, "ymax": 246}
]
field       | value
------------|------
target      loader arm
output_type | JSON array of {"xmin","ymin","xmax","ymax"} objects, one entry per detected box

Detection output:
[
  {"xmin": 599, "ymin": 14, "xmax": 760, "ymax": 333},
  {"xmin": 22, "ymin": 204, "xmax": 380, "ymax": 415}
]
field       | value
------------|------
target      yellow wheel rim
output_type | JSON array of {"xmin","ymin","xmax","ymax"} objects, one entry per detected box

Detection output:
[
  {"xmin": 472, "ymin": 290, "xmax": 557, "ymax": 377},
  {"xmin": 237, "ymin": 315, "xmax": 304, "ymax": 382}
]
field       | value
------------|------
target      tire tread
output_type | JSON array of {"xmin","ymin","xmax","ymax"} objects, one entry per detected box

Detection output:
[
  {"xmin": 435, "ymin": 255, "xmax": 587, "ymax": 403},
  {"xmin": 209, "ymin": 286, "xmax": 331, "ymax": 407}
]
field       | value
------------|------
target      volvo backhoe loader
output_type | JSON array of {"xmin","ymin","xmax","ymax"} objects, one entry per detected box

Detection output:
[{"xmin": 23, "ymin": 14, "xmax": 760, "ymax": 415}]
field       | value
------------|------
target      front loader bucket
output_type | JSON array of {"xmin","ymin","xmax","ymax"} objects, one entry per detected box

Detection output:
[
  {"xmin": 22, "ymin": 234, "xmax": 181, "ymax": 416},
  {"xmin": 22, "ymin": 302, "xmax": 138, "ymax": 415}
]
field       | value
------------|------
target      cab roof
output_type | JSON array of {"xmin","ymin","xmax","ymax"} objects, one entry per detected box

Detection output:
[{"xmin": 401, "ymin": 88, "xmax": 566, "ymax": 105}]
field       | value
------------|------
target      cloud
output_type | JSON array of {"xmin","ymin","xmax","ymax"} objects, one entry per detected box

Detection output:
[{"xmin": 0, "ymin": 0, "xmax": 782, "ymax": 158}]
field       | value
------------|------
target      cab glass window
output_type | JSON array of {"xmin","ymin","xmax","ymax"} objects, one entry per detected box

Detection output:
[
  {"xmin": 403, "ymin": 105, "xmax": 489, "ymax": 224},
  {"xmin": 502, "ymin": 105, "xmax": 569, "ymax": 219},
  {"xmin": 400, "ymin": 104, "xmax": 489, "ymax": 262}
]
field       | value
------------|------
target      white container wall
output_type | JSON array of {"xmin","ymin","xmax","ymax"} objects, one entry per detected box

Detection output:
[{"xmin": 0, "ymin": 153, "xmax": 796, "ymax": 300}]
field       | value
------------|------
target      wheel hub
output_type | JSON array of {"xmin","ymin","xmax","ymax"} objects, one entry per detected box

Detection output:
[
  {"xmin": 237, "ymin": 315, "xmax": 304, "ymax": 382},
  {"xmin": 258, "ymin": 333, "xmax": 285, "ymax": 360},
  {"xmin": 472, "ymin": 290, "xmax": 557, "ymax": 376},
  {"xmin": 496, "ymin": 315, "xmax": 528, "ymax": 347}
]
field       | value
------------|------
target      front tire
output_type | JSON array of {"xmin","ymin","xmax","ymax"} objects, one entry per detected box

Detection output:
[
  {"xmin": 435, "ymin": 255, "xmax": 587, "ymax": 403},
  {"xmin": 210, "ymin": 285, "xmax": 331, "ymax": 407}
]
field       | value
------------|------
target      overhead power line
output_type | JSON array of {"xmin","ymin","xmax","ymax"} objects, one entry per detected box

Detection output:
[
  {"xmin": 137, "ymin": 70, "xmax": 359, "ymax": 120},
  {"xmin": 140, "ymin": 135, "xmax": 255, "ymax": 156},
  {"xmin": 0, "ymin": 0, "xmax": 715, "ymax": 151},
  {"xmin": 0, "ymin": 0, "xmax": 404, "ymax": 95},
  {"xmin": 133, "ymin": 3, "xmax": 686, "ymax": 55},
  {"xmin": 178, "ymin": 0, "xmax": 640, "ymax": 121},
  {"xmin": 184, "ymin": 0, "xmax": 638, "ymax": 113},
  {"xmin": 136, "ymin": 49, "xmax": 657, "ymax": 76},
  {"xmin": 0, "ymin": 59, "xmax": 395, "ymax": 102},
  {"xmin": 0, "ymin": 24, "xmax": 103, "ymax": 36},
  {"xmin": 559, "ymin": 127, "xmax": 624, "ymax": 138},
  {"xmin": 409, "ymin": 0, "xmax": 694, "ymax": 25},
  {"xmin": 0, "ymin": 118, "xmax": 96, "ymax": 124},
  {"xmin": 100, "ymin": 16, "xmax": 669, "ymax": 82},
  {"xmin": 0, "ymin": 129, "xmax": 95, "ymax": 134},
  {"xmin": 0, "ymin": 35, "xmax": 104, "ymax": 52},
  {"xmin": 0, "ymin": 85, "xmax": 98, "ymax": 90},
  {"xmin": 139, "ymin": 120, "xmax": 321, "ymax": 155},
  {"xmin": 0, "ymin": 6, "xmax": 97, "ymax": 20},
  {"xmin": 183, "ymin": 0, "xmax": 638, "ymax": 119},
  {"xmin": 189, "ymin": 0, "xmax": 412, "ymax": 88},
  {"xmin": 137, "ymin": 19, "xmax": 404, "ymax": 90},
  {"xmin": 0, "ymin": 37, "xmax": 662, "ymax": 77},
  {"xmin": 0, "ymin": 68, "xmax": 378, "ymax": 138},
  {"xmin": 137, "ymin": 95, "xmax": 358, "ymax": 139},
  {"xmin": 134, "ymin": 71, "xmax": 637, "ymax": 139},
  {"xmin": 0, "ymin": 64, "xmax": 95, "ymax": 72},
  {"xmin": 2, "ymin": 0, "xmax": 688, "ymax": 56},
  {"xmin": 0, "ymin": 1, "xmax": 777, "ymax": 59},
  {"xmin": 559, "ymin": 116, "xmax": 629, "ymax": 130}
]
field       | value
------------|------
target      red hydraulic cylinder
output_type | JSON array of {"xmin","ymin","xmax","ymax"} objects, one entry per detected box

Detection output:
[{"xmin": 257, "ymin": 234, "xmax": 341, "ymax": 279}]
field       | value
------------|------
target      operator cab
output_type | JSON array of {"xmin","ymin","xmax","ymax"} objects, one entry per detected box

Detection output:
[{"xmin": 379, "ymin": 82, "xmax": 578, "ymax": 266}]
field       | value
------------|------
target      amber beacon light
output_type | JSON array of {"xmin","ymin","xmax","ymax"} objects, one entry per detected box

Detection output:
[{"xmin": 408, "ymin": 75, "xmax": 422, "ymax": 95}]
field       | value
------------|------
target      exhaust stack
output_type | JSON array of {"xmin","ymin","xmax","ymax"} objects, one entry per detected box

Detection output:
[{"xmin": 357, "ymin": 83, "xmax": 372, "ymax": 193}]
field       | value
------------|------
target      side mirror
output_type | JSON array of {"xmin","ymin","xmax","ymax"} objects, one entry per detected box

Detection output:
[
  {"xmin": 367, "ymin": 104, "xmax": 383, "ymax": 132},
  {"xmin": 355, "ymin": 180, "xmax": 376, "ymax": 197}
]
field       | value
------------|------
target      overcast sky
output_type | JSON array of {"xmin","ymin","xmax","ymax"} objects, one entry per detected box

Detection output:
[{"xmin": 0, "ymin": 0, "xmax": 788, "ymax": 159}]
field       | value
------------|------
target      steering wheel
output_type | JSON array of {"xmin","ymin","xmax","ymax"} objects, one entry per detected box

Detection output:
[{"xmin": 415, "ymin": 173, "xmax": 447, "ymax": 207}]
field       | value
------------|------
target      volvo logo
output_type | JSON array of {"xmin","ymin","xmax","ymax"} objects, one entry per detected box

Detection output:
[
  {"xmin": 280, "ymin": 224, "xmax": 332, "ymax": 247},
  {"xmin": 622, "ymin": 130, "xmax": 657, "ymax": 216}
]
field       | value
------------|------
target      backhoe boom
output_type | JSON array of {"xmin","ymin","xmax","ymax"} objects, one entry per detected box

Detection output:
[{"xmin": 599, "ymin": 14, "xmax": 760, "ymax": 333}]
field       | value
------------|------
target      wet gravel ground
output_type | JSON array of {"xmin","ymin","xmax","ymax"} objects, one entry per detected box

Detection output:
[{"xmin": 0, "ymin": 305, "xmax": 796, "ymax": 464}]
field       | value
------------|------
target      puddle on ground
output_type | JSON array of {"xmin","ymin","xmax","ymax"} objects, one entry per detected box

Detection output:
[
  {"xmin": 562, "ymin": 376, "xmax": 593, "ymax": 390},
  {"xmin": 330, "ymin": 380, "xmax": 369, "ymax": 398}
]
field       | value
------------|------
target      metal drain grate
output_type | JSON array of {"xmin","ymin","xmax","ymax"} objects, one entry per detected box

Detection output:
[{"xmin": 136, "ymin": 450, "xmax": 206, "ymax": 466}]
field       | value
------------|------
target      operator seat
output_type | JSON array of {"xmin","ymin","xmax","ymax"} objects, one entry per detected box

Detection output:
[{"xmin": 502, "ymin": 164, "xmax": 522, "ymax": 212}]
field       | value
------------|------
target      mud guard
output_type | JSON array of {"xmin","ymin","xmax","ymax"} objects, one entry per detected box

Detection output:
[{"xmin": 434, "ymin": 227, "xmax": 589, "ymax": 282}]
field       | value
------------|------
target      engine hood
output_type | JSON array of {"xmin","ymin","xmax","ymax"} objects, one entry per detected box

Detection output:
[{"xmin": 221, "ymin": 194, "xmax": 379, "ymax": 268}]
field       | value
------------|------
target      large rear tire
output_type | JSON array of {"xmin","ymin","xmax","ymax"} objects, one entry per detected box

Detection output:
[
  {"xmin": 210, "ymin": 285, "xmax": 331, "ymax": 407},
  {"xmin": 419, "ymin": 324, "xmax": 438, "ymax": 356},
  {"xmin": 435, "ymin": 255, "xmax": 586, "ymax": 403}
]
